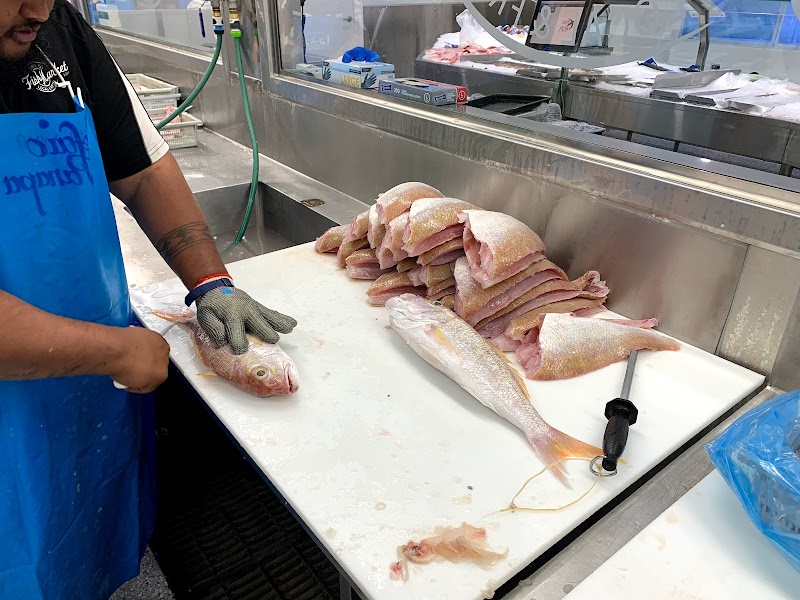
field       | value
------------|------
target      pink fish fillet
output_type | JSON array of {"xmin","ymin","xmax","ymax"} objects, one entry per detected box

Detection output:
[
  {"xmin": 401, "ymin": 197, "xmax": 477, "ymax": 256},
  {"xmin": 417, "ymin": 238, "xmax": 464, "ymax": 266},
  {"xmin": 367, "ymin": 204, "xmax": 386, "ymax": 249},
  {"xmin": 314, "ymin": 224, "xmax": 349, "ymax": 253},
  {"xmin": 459, "ymin": 210, "xmax": 546, "ymax": 288},
  {"xmin": 377, "ymin": 213, "xmax": 410, "ymax": 269},
  {"xmin": 366, "ymin": 272, "xmax": 426, "ymax": 306},
  {"xmin": 427, "ymin": 276, "xmax": 456, "ymax": 297},
  {"xmin": 419, "ymin": 262, "xmax": 456, "ymax": 288},
  {"xmin": 491, "ymin": 297, "xmax": 609, "ymax": 351},
  {"xmin": 454, "ymin": 256, "xmax": 568, "ymax": 326},
  {"xmin": 395, "ymin": 257, "xmax": 418, "ymax": 273},
  {"xmin": 407, "ymin": 266, "xmax": 423, "ymax": 287},
  {"xmin": 427, "ymin": 284, "xmax": 456, "ymax": 300},
  {"xmin": 477, "ymin": 271, "xmax": 609, "ymax": 339},
  {"xmin": 337, "ymin": 236, "xmax": 370, "ymax": 268},
  {"xmin": 516, "ymin": 313, "xmax": 679, "ymax": 381},
  {"xmin": 344, "ymin": 209, "xmax": 370, "ymax": 242},
  {"xmin": 345, "ymin": 248, "xmax": 392, "ymax": 280},
  {"xmin": 375, "ymin": 182, "xmax": 444, "ymax": 225}
]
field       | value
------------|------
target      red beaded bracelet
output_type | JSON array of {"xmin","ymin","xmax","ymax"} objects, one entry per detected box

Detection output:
[{"xmin": 193, "ymin": 272, "xmax": 232, "ymax": 289}]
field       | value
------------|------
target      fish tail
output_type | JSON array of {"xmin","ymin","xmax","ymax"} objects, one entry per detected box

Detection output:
[
  {"xmin": 527, "ymin": 428, "xmax": 602, "ymax": 488},
  {"xmin": 150, "ymin": 308, "xmax": 193, "ymax": 324}
]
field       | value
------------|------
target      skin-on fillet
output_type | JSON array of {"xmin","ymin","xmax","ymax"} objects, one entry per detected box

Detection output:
[
  {"xmin": 458, "ymin": 210, "xmax": 546, "ymax": 289},
  {"xmin": 314, "ymin": 224, "xmax": 349, "ymax": 253},
  {"xmin": 417, "ymin": 238, "xmax": 464, "ymax": 266},
  {"xmin": 427, "ymin": 277, "xmax": 456, "ymax": 298},
  {"xmin": 454, "ymin": 257, "xmax": 568, "ymax": 326},
  {"xmin": 476, "ymin": 271, "xmax": 609, "ymax": 338},
  {"xmin": 337, "ymin": 236, "xmax": 370, "ymax": 268},
  {"xmin": 377, "ymin": 213, "xmax": 410, "ymax": 269},
  {"xmin": 375, "ymin": 182, "xmax": 444, "ymax": 225},
  {"xmin": 515, "ymin": 313, "xmax": 679, "ymax": 380},
  {"xmin": 419, "ymin": 262, "xmax": 456, "ymax": 288},
  {"xmin": 401, "ymin": 198, "xmax": 478, "ymax": 256},
  {"xmin": 345, "ymin": 248, "xmax": 392, "ymax": 280},
  {"xmin": 407, "ymin": 266, "xmax": 423, "ymax": 287},
  {"xmin": 427, "ymin": 286, "xmax": 456, "ymax": 301},
  {"xmin": 367, "ymin": 204, "xmax": 386, "ymax": 249},
  {"xmin": 396, "ymin": 257, "xmax": 418, "ymax": 273},
  {"xmin": 490, "ymin": 297, "xmax": 607, "ymax": 351},
  {"xmin": 345, "ymin": 210, "xmax": 370, "ymax": 242},
  {"xmin": 366, "ymin": 272, "xmax": 426, "ymax": 306}
]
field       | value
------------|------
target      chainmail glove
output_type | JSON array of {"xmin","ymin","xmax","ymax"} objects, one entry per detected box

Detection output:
[{"xmin": 195, "ymin": 287, "xmax": 297, "ymax": 355}]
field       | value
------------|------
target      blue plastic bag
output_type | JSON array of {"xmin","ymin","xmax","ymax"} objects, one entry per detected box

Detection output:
[{"xmin": 706, "ymin": 390, "xmax": 800, "ymax": 573}]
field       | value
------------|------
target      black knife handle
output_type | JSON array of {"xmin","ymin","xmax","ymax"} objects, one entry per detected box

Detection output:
[{"xmin": 602, "ymin": 398, "xmax": 638, "ymax": 473}]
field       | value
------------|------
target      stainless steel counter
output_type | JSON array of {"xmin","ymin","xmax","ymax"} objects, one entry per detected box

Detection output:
[
  {"xmin": 415, "ymin": 58, "xmax": 800, "ymax": 175},
  {"xmin": 115, "ymin": 129, "xmax": 367, "ymax": 287}
]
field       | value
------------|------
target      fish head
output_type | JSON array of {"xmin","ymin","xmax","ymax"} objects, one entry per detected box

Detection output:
[
  {"xmin": 385, "ymin": 294, "xmax": 453, "ymax": 332},
  {"xmin": 237, "ymin": 344, "xmax": 300, "ymax": 396}
]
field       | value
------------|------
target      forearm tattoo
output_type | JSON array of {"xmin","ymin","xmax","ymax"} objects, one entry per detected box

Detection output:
[{"xmin": 155, "ymin": 221, "xmax": 215, "ymax": 263}]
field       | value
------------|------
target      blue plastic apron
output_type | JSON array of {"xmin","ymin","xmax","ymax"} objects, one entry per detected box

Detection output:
[{"xmin": 0, "ymin": 96, "xmax": 156, "ymax": 599}]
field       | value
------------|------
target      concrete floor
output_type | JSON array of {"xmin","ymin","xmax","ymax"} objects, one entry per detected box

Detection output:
[{"xmin": 110, "ymin": 549, "xmax": 174, "ymax": 600}]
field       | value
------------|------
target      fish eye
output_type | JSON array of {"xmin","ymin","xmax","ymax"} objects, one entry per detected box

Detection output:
[
  {"xmin": 255, "ymin": 369, "xmax": 266, "ymax": 378},
  {"xmin": 433, "ymin": 301, "xmax": 443, "ymax": 307}
]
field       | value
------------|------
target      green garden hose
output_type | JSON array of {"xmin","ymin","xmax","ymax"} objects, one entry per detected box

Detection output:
[
  {"xmin": 224, "ymin": 33, "xmax": 260, "ymax": 252},
  {"xmin": 156, "ymin": 32, "xmax": 224, "ymax": 131}
]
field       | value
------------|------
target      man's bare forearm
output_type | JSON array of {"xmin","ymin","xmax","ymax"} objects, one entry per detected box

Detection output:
[
  {"xmin": 0, "ymin": 291, "xmax": 122, "ymax": 380},
  {"xmin": 110, "ymin": 153, "xmax": 227, "ymax": 290}
]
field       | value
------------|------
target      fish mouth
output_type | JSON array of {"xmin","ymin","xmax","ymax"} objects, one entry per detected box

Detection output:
[
  {"xmin": 386, "ymin": 294, "xmax": 444, "ymax": 329},
  {"xmin": 284, "ymin": 365, "xmax": 299, "ymax": 393}
]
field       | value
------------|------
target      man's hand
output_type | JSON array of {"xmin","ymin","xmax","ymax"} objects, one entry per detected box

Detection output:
[
  {"xmin": 0, "ymin": 290, "xmax": 171, "ymax": 391},
  {"xmin": 108, "ymin": 327, "xmax": 171, "ymax": 394},
  {"xmin": 196, "ymin": 287, "xmax": 297, "ymax": 355}
]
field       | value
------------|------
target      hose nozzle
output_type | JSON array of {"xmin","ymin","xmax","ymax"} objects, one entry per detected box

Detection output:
[
  {"xmin": 228, "ymin": 0, "xmax": 242, "ymax": 36},
  {"xmin": 210, "ymin": 0, "xmax": 224, "ymax": 34}
]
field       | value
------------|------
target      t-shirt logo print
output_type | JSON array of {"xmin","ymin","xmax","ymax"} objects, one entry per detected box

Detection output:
[{"xmin": 22, "ymin": 61, "xmax": 71, "ymax": 93}]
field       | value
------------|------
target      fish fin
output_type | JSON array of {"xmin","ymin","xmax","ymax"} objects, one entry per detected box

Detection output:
[
  {"xmin": 528, "ymin": 428, "xmax": 603, "ymax": 488},
  {"xmin": 490, "ymin": 345, "xmax": 533, "ymax": 401},
  {"xmin": 196, "ymin": 371, "xmax": 218, "ymax": 377},
  {"xmin": 424, "ymin": 325, "xmax": 459, "ymax": 355},
  {"xmin": 150, "ymin": 308, "xmax": 193, "ymax": 324}
]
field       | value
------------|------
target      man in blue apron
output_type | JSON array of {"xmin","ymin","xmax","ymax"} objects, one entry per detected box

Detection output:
[{"xmin": 0, "ymin": 1, "xmax": 297, "ymax": 598}]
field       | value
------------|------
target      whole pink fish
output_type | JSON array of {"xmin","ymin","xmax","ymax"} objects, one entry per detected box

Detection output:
[
  {"xmin": 152, "ymin": 310, "xmax": 299, "ymax": 397},
  {"xmin": 386, "ymin": 294, "xmax": 601, "ymax": 485}
]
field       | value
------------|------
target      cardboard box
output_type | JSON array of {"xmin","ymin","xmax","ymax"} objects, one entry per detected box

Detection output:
[
  {"xmin": 322, "ymin": 59, "xmax": 395, "ymax": 89},
  {"xmin": 377, "ymin": 77, "xmax": 468, "ymax": 106}
]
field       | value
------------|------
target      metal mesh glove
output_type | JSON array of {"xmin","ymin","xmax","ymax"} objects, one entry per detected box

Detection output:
[{"xmin": 196, "ymin": 287, "xmax": 297, "ymax": 355}]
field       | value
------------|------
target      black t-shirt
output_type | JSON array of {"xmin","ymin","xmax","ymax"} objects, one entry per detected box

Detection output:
[{"xmin": 0, "ymin": 0, "xmax": 168, "ymax": 181}]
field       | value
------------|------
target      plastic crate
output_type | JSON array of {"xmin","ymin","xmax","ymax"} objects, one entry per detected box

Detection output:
[
  {"xmin": 126, "ymin": 73, "xmax": 179, "ymax": 97},
  {"xmin": 147, "ymin": 105, "xmax": 204, "ymax": 129},
  {"xmin": 146, "ymin": 105, "xmax": 204, "ymax": 129},
  {"xmin": 139, "ymin": 92, "xmax": 182, "ymax": 112},
  {"xmin": 158, "ymin": 113, "xmax": 203, "ymax": 149}
]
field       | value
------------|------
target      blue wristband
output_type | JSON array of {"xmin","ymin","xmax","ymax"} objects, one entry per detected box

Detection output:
[{"xmin": 185, "ymin": 278, "xmax": 234, "ymax": 306}]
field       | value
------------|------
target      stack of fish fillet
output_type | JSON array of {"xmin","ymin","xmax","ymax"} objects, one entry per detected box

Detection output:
[{"xmin": 316, "ymin": 180, "xmax": 610, "ymax": 330}]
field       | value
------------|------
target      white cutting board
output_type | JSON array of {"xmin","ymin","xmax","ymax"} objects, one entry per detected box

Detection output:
[
  {"xmin": 130, "ymin": 242, "xmax": 764, "ymax": 600},
  {"xmin": 566, "ymin": 470, "xmax": 800, "ymax": 599}
]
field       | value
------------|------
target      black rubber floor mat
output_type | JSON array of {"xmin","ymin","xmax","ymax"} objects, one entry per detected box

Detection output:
[{"xmin": 150, "ymin": 369, "xmax": 338, "ymax": 600}]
